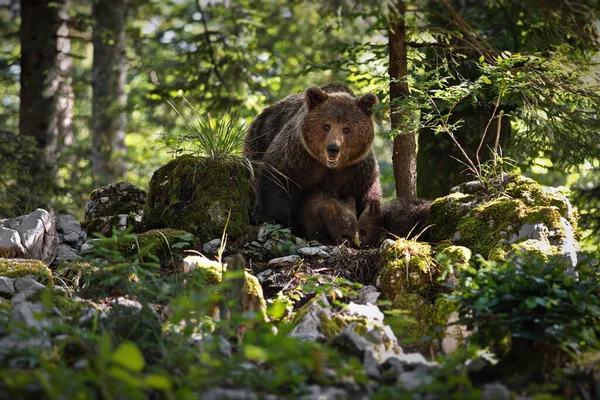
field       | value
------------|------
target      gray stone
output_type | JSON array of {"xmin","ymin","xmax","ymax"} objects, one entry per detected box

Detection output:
[
  {"xmin": 482, "ymin": 383, "xmax": 510, "ymax": 400},
  {"xmin": 298, "ymin": 385, "xmax": 347, "ymax": 400},
  {"xmin": 56, "ymin": 243, "xmax": 82, "ymax": 260},
  {"xmin": 80, "ymin": 239, "xmax": 99, "ymax": 253},
  {"xmin": 13, "ymin": 277, "xmax": 46, "ymax": 301},
  {"xmin": 12, "ymin": 301, "xmax": 52, "ymax": 330},
  {"xmin": 111, "ymin": 296, "xmax": 143, "ymax": 312},
  {"xmin": 353, "ymin": 285, "xmax": 381, "ymax": 305},
  {"xmin": 55, "ymin": 214, "xmax": 87, "ymax": 248},
  {"xmin": 268, "ymin": 255, "xmax": 301, "ymax": 267},
  {"xmin": 202, "ymin": 388, "xmax": 257, "ymax": 400},
  {"xmin": 298, "ymin": 246, "xmax": 330, "ymax": 258},
  {"xmin": 257, "ymin": 226, "xmax": 269, "ymax": 242},
  {"xmin": 289, "ymin": 294, "xmax": 331, "ymax": 342},
  {"xmin": 255, "ymin": 269, "xmax": 273, "ymax": 284},
  {"xmin": 463, "ymin": 180, "xmax": 485, "ymax": 194},
  {"xmin": 363, "ymin": 349, "xmax": 380, "ymax": 379},
  {"xmin": 18, "ymin": 209, "xmax": 57, "ymax": 261},
  {"xmin": 0, "ymin": 226, "xmax": 24, "ymax": 258},
  {"xmin": 0, "ymin": 334, "xmax": 51, "ymax": 361},
  {"xmin": 202, "ymin": 238, "xmax": 222, "ymax": 255},
  {"xmin": 398, "ymin": 368, "xmax": 432, "ymax": 391},
  {"xmin": 0, "ymin": 277, "xmax": 15, "ymax": 297},
  {"xmin": 517, "ymin": 222, "xmax": 547, "ymax": 241},
  {"xmin": 346, "ymin": 302, "xmax": 384, "ymax": 323},
  {"xmin": 334, "ymin": 323, "xmax": 370, "ymax": 356},
  {"xmin": 85, "ymin": 182, "xmax": 146, "ymax": 221}
]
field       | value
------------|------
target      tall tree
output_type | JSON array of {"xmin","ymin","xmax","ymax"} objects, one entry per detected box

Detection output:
[
  {"xmin": 18, "ymin": 0, "xmax": 71, "ymax": 213},
  {"xmin": 388, "ymin": 0, "xmax": 416, "ymax": 198},
  {"xmin": 92, "ymin": 0, "xmax": 128, "ymax": 186}
]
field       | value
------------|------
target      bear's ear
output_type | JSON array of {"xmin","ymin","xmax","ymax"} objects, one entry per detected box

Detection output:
[
  {"xmin": 305, "ymin": 86, "xmax": 328, "ymax": 110},
  {"xmin": 356, "ymin": 93, "xmax": 379, "ymax": 116}
]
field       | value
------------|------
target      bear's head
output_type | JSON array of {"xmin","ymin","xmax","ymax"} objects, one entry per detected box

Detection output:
[
  {"xmin": 301, "ymin": 86, "xmax": 378, "ymax": 169},
  {"xmin": 358, "ymin": 198, "xmax": 382, "ymax": 247}
]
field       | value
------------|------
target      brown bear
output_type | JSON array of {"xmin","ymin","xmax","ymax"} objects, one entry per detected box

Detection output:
[
  {"xmin": 244, "ymin": 83, "xmax": 381, "ymax": 229},
  {"xmin": 358, "ymin": 197, "xmax": 431, "ymax": 247},
  {"xmin": 299, "ymin": 192, "xmax": 358, "ymax": 246}
]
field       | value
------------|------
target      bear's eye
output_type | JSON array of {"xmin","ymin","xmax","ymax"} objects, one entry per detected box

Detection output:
[
  {"xmin": 343, "ymin": 127, "xmax": 350, "ymax": 134},
  {"xmin": 323, "ymin": 124, "xmax": 330, "ymax": 132}
]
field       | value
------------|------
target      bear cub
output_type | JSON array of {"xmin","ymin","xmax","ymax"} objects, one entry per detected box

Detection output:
[
  {"xmin": 299, "ymin": 192, "xmax": 358, "ymax": 246},
  {"xmin": 358, "ymin": 197, "xmax": 431, "ymax": 247}
]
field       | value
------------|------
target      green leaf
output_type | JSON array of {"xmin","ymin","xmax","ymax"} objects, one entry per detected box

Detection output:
[
  {"xmin": 145, "ymin": 374, "xmax": 172, "ymax": 390},
  {"xmin": 525, "ymin": 297, "xmax": 539, "ymax": 309},
  {"xmin": 244, "ymin": 344, "xmax": 269, "ymax": 363},
  {"xmin": 171, "ymin": 242, "xmax": 188, "ymax": 249},
  {"xmin": 478, "ymin": 55, "xmax": 485, "ymax": 63},
  {"xmin": 482, "ymin": 77, "xmax": 492, "ymax": 85},
  {"xmin": 112, "ymin": 342, "xmax": 145, "ymax": 372}
]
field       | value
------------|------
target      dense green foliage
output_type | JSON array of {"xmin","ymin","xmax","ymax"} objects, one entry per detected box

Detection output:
[{"xmin": 451, "ymin": 252, "xmax": 600, "ymax": 355}]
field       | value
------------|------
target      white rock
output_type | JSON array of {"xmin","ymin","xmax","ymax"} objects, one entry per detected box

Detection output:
[{"xmin": 268, "ymin": 255, "xmax": 301, "ymax": 267}]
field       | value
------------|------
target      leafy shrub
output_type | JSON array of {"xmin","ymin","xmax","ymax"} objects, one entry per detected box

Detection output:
[{"xmin": 450, "ymin": 251, "xmax": 600, "ymax": 356}]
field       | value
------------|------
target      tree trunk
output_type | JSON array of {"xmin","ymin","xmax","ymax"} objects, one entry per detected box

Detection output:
[
  {"xmin": 18, "ymin": 0, "xmax": 70, "ymax": 214},
  {"xmin": 388, "ymin": 0, "xmax": 417, "ymax": 198},
  {"xmin": 92, "ymin": 0, "xmax": 128, "ymax": 187}
]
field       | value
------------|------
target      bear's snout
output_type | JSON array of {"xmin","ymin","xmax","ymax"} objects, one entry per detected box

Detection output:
[{"xmin": 327, "ymin": 144, "xmax": 340, "ymax": 158}]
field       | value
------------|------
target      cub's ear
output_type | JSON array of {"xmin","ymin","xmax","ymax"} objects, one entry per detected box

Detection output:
[
  {"xmin": 343, "ymin": 196, "xmax": 357, "ymax": 213},
  {"xmin": 367, "ymin": 199, "xmax": 382, "ymax": 215},
  {"xmin": 356, "ymin": 93, "xmax": 379, "ymax": 116},
  {"xmin": 305, "ymin": 86, "xmax": 328, "ymax": 110}
]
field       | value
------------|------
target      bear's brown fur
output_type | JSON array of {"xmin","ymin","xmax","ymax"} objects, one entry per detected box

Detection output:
[
  {"xmin": 299, "ymin": 192, "xmax": 358, "ymax": 246},
  {"xmin": 244, "ymin": 84, "xmax": 381, "ymax": 228},
  {"xmin": 358, "ymin": 197, "xmax": 431, "ymax": 247}
]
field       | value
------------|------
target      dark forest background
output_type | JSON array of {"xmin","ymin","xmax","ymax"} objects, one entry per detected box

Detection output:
[{"xmin": 1, "ymin": 0, "xmax": 599, "ymax": 249}]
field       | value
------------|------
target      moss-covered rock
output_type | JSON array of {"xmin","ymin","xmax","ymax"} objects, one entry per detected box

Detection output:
[
  {"xmin": 428, "ymin": 174, "xmax": 580, "ymax": 267},
  {"xmin": 182, "ymin": 255, "xmax": 266, "ymax": 318},
  {"xmin": 429, "ymin": 192, "xmax": 476, "ymax": 243},
  {"xmin": 85, "ymin": 182, "xmax": 146, "ymax": 220},
  {"xmin": 377, "ymin": 239, "xmax": 436, "ymax": 303},
  {"xmin": 438, "ymin": 245, "xmax": 472, "ymax": 272},
  {"xmin": 0, "ymin": 259, "xmax": 53, "ymax": 285},
  {"xmin": 81, "ymin": 214, "xmax": 141, "ymax": 237},
  {"xmin": 143, "ymin": 155, "xmax": 252, "ymax": 242}
]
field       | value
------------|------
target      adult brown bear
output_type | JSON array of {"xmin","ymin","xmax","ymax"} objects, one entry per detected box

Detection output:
[{"xmin": 244, "ymin": 83, "xmax": 381, "ymax": 230}]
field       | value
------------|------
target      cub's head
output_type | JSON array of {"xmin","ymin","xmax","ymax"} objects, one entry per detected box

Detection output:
[
  {"xmin": 325, "ymin": 196, "xmax": 358, "ymax": 246},
  {"xmin": 301, "ymin": 86, "xmax": 378, "ymax": 169}
]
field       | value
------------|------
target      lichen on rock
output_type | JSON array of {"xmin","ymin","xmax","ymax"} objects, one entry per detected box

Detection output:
[{"xmin": 143, "ymin": 155, "xmax": 252, "ymax": 242}]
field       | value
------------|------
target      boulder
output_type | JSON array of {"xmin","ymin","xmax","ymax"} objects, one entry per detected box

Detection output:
[
  {"xmin": 82, "ymin": 182, "xmax": 146, "ymax": 235},
  {"xmin": 142, "ymin": 155, "xmax": 252, "ymax": 241},
  {"xmin": 0, "ymin": 209, "xmax": 57, "ymax": 262},
  {"xmin": 429, "ymin": 174, "xmax": 580, "ymax": 272}
]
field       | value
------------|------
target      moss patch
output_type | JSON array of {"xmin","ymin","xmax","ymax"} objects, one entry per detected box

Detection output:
[
  {"xmin": 0, "ymin": 259, "xmax": 53, "ymax": 285},
  {"xmin": 378, "ymin": 239, "xmax": 436, "ymax": 303},
  {"xmin": 429, "ymin": 192, "xmax": 474, "ymax": 242},
  {"xmin": 143, "ymin": 155, "xmax": 252, "ymax": 242},
  {"xmin": 183, "ymin": 255, "xmax": 266, "ymax": 317},
  {"xmin": 438, "ymin": 245, "xmax": 472, "ymax": 273}
]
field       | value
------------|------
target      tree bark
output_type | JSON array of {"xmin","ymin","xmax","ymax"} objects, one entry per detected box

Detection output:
[
  {"xmin": 92, "ymin": 0, "xmax": 128, "ymax": 187},
  {"xmin": 388, "ymin": 0, "xmax": 417, "ymax": 198},
  {"xmin": 18, "ymin": 0, "xmax": 70, "ymax": 213}
]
